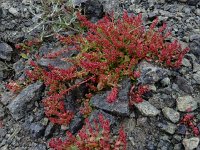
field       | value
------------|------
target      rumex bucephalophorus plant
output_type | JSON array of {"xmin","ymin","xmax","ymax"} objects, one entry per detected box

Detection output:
[{"xmin": 10, "ymin": 11, "xmax": 189, "ymax": 149}]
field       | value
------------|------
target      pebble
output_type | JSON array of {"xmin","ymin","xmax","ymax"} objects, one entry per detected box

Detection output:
[
  {"xmin": 176, "ymin": 95, "xmax": 197, "ymax": 112},
  {"xmin": 182, "ymin": 137, "xmax": 200, "ymax": 150},
  {"xmin": 135, "ymin": 100, "xmax": 160, "ymax": 116},
  {"xmin": 162, "ymin": 107, "xmax": 180, "ymax": 123}
]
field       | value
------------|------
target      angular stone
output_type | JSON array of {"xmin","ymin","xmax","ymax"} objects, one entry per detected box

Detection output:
[
  {"xmin": 157, "ymin": 121, "xmax": 176, "ymax": 134},
  {"xmin": 90, "ymin": 78, "xmax": 131, "ymax": 116},
  {"xmin": 44, "ymin": 122, "xmax": 55, "ymax": 138},
  {"xmin": 0, "ymin": 42, "xmax": 13, "ymax": 61},
  {"xmin": 176, "ymin": 95, "xmax": 197, "ymax": 112},
  {"xmin": 162, "ymin": 107, "xmax": 180, "ymax": 123},
  {"xmin": 7, "ymin": 82, "xmax": 44, "ymax": 120},
  {"xmin": 69, "ymin": 113, "xmax": 84, "ymax": 134},
  {"xmin": 183, "ymin": 137, "xmax": 199, "ymax": 150},
  {"xmin": 176, "ymin": 76, "xmax": 193, "ymax": 94},
  {"xmin": 1, "ymin": 92, "xmax": 16, "ymax": 106},
  {"xmin": 137, "ymin": 61, "xmax": 169, "ymax": 85},
  {"xmin": 37, "ymin": 58, "xmax": 73, "ymax": 70},
  {"xmin": 193, "ymin": 71, "xmax": 200, "ymax": 84},
  {"xmin": 89, "ymin": 109, "xmax": 118, "ymax": 127},
  {"xmin": 177, "ymin": 124, "xmax": 187, "ymax": 135},
  {"xmin": 30, "ymin": 123, "xmax": 45, "ymax": 138},
  {"xmin": 134, "ymin": 100, "xmax": 160, "ymax": 116}
]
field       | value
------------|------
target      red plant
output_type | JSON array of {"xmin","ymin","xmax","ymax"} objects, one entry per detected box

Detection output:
[
  {"xmin": 180, "ymin": 114, "xmax": 199, "ymax": 136},
  {"xmin": 49, "ymin": 114, "xmax": 127, "ymax": 150}
]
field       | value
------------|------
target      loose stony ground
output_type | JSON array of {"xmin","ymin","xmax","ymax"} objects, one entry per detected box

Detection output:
[{"xmin": 0, "ymin": 0, "xmax": 200, "ymax": 150}]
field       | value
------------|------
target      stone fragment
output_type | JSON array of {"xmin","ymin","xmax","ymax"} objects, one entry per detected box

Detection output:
[
  {"xmin": 0, "ymin": 42, "xmax": 13, "ymax": 61},
  {"xmin": 176, "ymin": 95, "xmax": 197, "ymax": 112},
  {"xmin": 157, "ymin": 121, "xmax": 176, "ymax": 134},
  {"xmin": 183, "ymin": 137, "xmax": 199, "ymax": 150},
  {"xmin": 7, "ymin": 82, "xmax": 44, "ymax": 120},
  {"xmin": 162, "ymin": 107, "xmax": 180, "ymax": 123},
  {"xmin": 91, "ymin": 78, "xmax": 131, "ymax": 116},
  {"xmin": 134, "ymin": 100, "xmax": 160, "ymax": 116}
]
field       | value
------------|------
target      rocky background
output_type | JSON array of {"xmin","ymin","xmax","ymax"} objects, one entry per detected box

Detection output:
[{"xmin": 0, "ymin": 0, "xmax": 200, "ymax": 149}]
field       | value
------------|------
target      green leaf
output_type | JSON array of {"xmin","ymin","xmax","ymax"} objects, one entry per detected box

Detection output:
[{"xmin": 20, "ymin": 53, "xmax": 28, "ymax": 59}]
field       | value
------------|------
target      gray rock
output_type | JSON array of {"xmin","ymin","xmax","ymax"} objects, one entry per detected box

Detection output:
[
  {"xmin": 162, "ymin": 107, "xmax": 180, "ymax": 123},
  {"xmin": 187, "ymin": 0, "xmax": 200, "ymax": 6},
  {"xmin": 134, "ymin": 100, "xmax": 160, "ymax": 116},
  {"xmin": 177, "ymin": 124, "xmax": 187, "ymax": 135},
  {"xmin": 193, "ymin": 71, "xmax": 200, "ymax": 84},
  {"xmin": 157, "ymin": 121, "xmax": 176, "ymax": 134},
  {"xmin": 0, "ymin": 104, "xmax": 5, "ymax": 119},
  {"xmin": 30, "ymin": 123, "xmax": 45, "ymax": 138},
  {"xmin": 176, "ymin": 76, "xmax": 193, "ymax": 94},
  {"xmin": 72, "ymin": 0, "xmax": 88, "ymax": 7},
  {"xmin": 183, "ymin": 137, "xmax": 199, "ymax": 150},
  {"xmin": 90, "ymin": 78, "xmax": 131, "ymax": 116},
  {"xmin": 44, "ymin": 122, "xmax": 55, "ymax": 138},
  {"xmin": 137, "ymin": 61, "xmax": 169, "ymax": 85},
  {"xmin": 13, "ymin": 59, "xmax": 25, "ymax": 79},
  {"xmin": 190, "ymin": 40, "xmax": 200, "ymax": 57},
  {"xmin": 182, "ymin": 58, "xmax": 191, "ymax": 68},
  {"xmin": 0, "ymin": 61, "xmax": 9, "ymax": 81},
  {"xmin": 89, "ymin": 109, "xmax": 118, "ymax": 127},
  {"xmin": 0, "ymin": 128, "xmax": 7, "ymax": 142},
  {"xmin": 0, "ymin": 42, "xmax": 13, "ymax": 61},
  {"xmin": 7, "ymin": 82, "xmax": 44, "ymax": 120},
  {"xmin": 190, "ymin": 34, "xmax": 200, "ymax": 42},
  {"xmin": 69, "ymin": 113, "xmax": 84, "ymax": 134},
  {"xmin": 160, "ymin": 77, "xmax": 171, "ymax": 87},
  {"xmin": 8, "ymin": 7, "xmax": 20, "ymax": 17},
  {"xmin": 1, "ymin": 92, "xmax": 16, "ymax": 106},
  {"xmin": 176, "ymin": 95, "xmax": 197, "ymax": 112},
  {"xmin": 37, "ymin": 58, "xmax": 73, "ymax": 70}
]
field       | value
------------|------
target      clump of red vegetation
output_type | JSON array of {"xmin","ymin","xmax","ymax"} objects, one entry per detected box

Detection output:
[
  {"xmin": 9, "ymin": 11, "xmax": 190, "ymax": 149},
  {"xmin": 49, "ymin": 114, "xmax": 127, "ymax": 150},
  {"xmin": 179, "ymin": 114, "xmax": 199, "ymax": 136}
]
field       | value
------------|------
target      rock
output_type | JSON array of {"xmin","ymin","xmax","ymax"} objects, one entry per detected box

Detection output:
[
  {"xmin": 183, "ymin": 137, "xmax": 199, "ymax": 150},
  {"xmin": 72, "ymin": 0, "xmax": 88, "ymax": 7},
  {"xmin": 157, "ymin": 121, "xmax": 176, "ymax": 134},
  {"xmin": 32, "ymin": 144, "xmax": 47, "ymax": 150},
  {"xmin": 90, "ymin": 78, "xmax": 131, "ymax": 116},
  {"xmin": 187, "ymin": 0, "xmax": 200, "ymax": 6},
  {"xmin": 134, "ymin": 100, "xmax": 160, "ymax": 116},
  {"xmin": 193, "ymin": 71, "xmax": 200, "ymax": 84},
  {"xmin": 176, "ymin": 76, "xmax": 193, "ymax": 94},
  {"xmin": 190, "ymin": 34, "xmax": 200, "ymax": 42},
  {"xmin": 0, "ymin": 61, "xmax": 9, "ymax": 81},
  {"xmin": 160, "ymin": 77, "xmax": 171, "ymax": 87},
  {"xmin": 137, "ymin": 61, "xmax": 169, "ymax": 85},
  {"xmin": 29, "ymin": 123, "xmax": 45, "ymax": 138},
  {"xmin": 176, "ymin": 95, "xmax": 197, "ymax": 112},
  {"xmin": 0, "ymin": 104, "xmax": 5, "ymax": 119},
  {"xmin": 44, "ymin": 122, "xmax": 55, "ymax": 138},
  {"xmin": 190, "ymin": 40, "xmax": 200, "ymax": 57},
  {"xmin": 176, "ymin": 124, "xmax": 187, "ymax": 135},
  {"xmin": 37, "ymin": 58, "xmax": 73, "ymax": 70},
  {"xmin": 1, "ymin": 92, "xmax": 16, "ymax": 106},
  {"xmin": 89, "ymin": 109, "xmax": 118, "ymax": 127},
  {"xmin": 179, "ymin": 0, "xmax": 187, "ymax": 2},
  {"xmin": 13, "ymin": 59, "xmax": 25, "ymax": 79},
  {"xmin": 182, "ymin": 58, "xmax": 191, "ymax": 68},
  {"xmin": 162, "ymin": 107, "xmax": 180, "ymax": 123},
  {"xmin": 7, "ymin": 82, "xmax": 44, "ymax": 120},
  {"xmin": 0, "ymin": 128, "xmax": 7, "ymax": 142},
  {"xmin": 8, "ymin": 7, "xmax": 20, "ymax": 17},
  {"xmin": 0, "ymin": 42, "xmax": 13, "ymax": 61},
  {"xmin": 69, "ymin": 113, "xmax": 84, "ymax": 134}
]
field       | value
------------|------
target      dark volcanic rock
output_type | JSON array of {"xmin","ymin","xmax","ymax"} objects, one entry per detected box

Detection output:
[
  {"xmin": 90, "ymin": 78, "xmax": 131, "ymax": 116},
  {"xmin": 7, "ymin": 82, "xmax": 44, "ymax": 120},
  {"xmin": 69, "ymin": 113, "xmax": 84, "ymax": 134}
]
